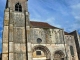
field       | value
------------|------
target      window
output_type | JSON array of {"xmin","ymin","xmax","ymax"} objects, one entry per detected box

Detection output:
[
  {"xmin": 70, "ymin": 46, "xmax": 74, "ymax": 55},
  {"xmin": 67, "ymin": 36, "xmax": 68, "ymax": 39},
  {"xmin": 70, "ymin": 36, "xmax": 72, "ymax": 39},
  {"xmin": 36, "ymin": 51, "xmax": 41, "ymax": 55},
  {"xmin": 37, "ymin": 38, "xmax": 42, "ymax": 43},
  {"xmin": 15, "ymin": 2, "xmax": 22, "ymax": 12}
]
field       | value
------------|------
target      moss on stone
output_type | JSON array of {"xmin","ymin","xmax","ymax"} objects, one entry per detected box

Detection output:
[
  {"xmin": 43, "ymin": 28, "xmax": 49, "ymax": 30},
  {"xmin": 52, "ymin": 29, "xmax": 54, "ymax": 33}
]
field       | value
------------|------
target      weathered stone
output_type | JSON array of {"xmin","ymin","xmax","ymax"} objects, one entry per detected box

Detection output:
[
  {"xmin": 4, "ymin": 20, "xmax": 9, "ymax": 26},
  {"xmin": 9, "ymin": 53, "xmax": 14, "ymax": 60},
  {"xmin": 9, "ymin": 24, "xmax": 13, "ymax": 42},
  {"xmin": 21, "ymin": 44, "xmax": 26, "ymax": 53},
  {"xmin": 4, "ymin": 12, "xmax": 9, "ymax": 20},
  {"xmin": 3, "ymin": 26, "xmax": 8, "ymax": 43},
  {"xmin": 14, "ymin": 43, "xmax": 20, "ymax": 52},
  {"xmin": 23, "ymin": 54, "xmax": 26, "ymax": 60},
  {"xmin": 2, "ymin": 43, "xmax": 8, "ymax": 53},
  {"xmin": 13, "ymin": 28, "xmax": 24, "ymax": 43},
  {"xmin": 13, "ymin": 13, "xmax": 25, "ymax": 27},
  {"xmin": 2, "ymin": 54, "xmax": 8, "ymax": 60},
  {"xmin": 9, "ymin": 42, "xmax": 13, "ymax": 52}
]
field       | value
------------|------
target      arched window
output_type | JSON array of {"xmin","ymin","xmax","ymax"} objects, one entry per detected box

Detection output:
[{"xmin": 15, "ymin": 2, "xmax": 22, "ymax": 12}]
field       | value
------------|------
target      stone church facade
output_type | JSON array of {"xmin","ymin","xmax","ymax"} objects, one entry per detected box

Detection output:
[{"xmin": 2, "ymin": 0, "xmax": 80, "ymax": 60}]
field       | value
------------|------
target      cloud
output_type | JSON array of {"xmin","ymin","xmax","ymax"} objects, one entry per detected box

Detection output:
[
  {"xmin": 0, "ymin": 30, "xmax": 3, "ymax": 33},
  {"xmin": 30, "ymin": 17, "xmax": 61, "ymax": 28},
  {"xmin": 66, "ymin": 3, "xmax": 80, "ymax": 33},
  {"xmin": 0, "ymin": 37, "xmax": 2, "ymax": 44},
  {"xmin": 70, "ymin": 3, "xmax": 80, "ymax": 18},
  {"xmin": 46, "ymin": 17, "xmax": 55, "ymax": 23},
  {"xmin": 45, "ymin": 17, "xmax": 61, "ymax": 28},
  {"xmin": 0, "ymin": 17, "xmax": 3, "ymax": 28},
  {"xmin": 30, "ymin": 18, "xmax": 41, "ymax": 21}
]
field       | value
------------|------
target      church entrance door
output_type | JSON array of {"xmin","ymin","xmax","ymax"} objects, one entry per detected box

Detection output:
[
  {"xmin": 32, "ymin": 45, "xmax": 51, "ymax": 60},
  {"xmin": 54, "ymin": 50, "xmax": 65, "ymax": 60}
]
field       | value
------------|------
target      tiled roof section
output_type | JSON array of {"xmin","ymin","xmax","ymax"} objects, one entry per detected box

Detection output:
[
  {"xmin": 30, "ymin": 21, "xmax": 73, "ymax": 35},
  {"xmin": 30, "ymin": 21, "xmax": 59, "ymax": 29},
  {"xmin": 64, "ymin": 32, "xmax": 69, "ymax": 35},
  {"xmin": 64, "ymin": 32, "xmax": 72, "ymax": 35}
]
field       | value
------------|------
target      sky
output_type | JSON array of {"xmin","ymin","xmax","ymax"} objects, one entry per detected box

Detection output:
[{"xmin": 0, "ymin": 0, "xmax": 80, "ymax": 53}]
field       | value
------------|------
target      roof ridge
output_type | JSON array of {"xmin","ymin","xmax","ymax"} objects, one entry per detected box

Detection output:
[{"xmin": 30, "ymin": 21, "xmax": 48, "ymax": 24}]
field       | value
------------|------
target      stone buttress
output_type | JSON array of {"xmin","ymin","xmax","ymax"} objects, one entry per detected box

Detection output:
[{"xmin": 2, "ymin": 0, "xmax": 30, "ymax": 60}]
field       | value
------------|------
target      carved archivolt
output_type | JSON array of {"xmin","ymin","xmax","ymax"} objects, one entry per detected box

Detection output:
[
  {"xmin": 54, "ymin": 50, "xmax": 65, "ymax": 58},
  {"xmin": 32, "ymin": 45, "xmax": 51, "ymax": 59}
]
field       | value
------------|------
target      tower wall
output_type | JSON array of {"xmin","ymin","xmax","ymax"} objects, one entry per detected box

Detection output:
[
  {"xmin": 2, "ymin": 0, "xmax": 30, "ymax": 60},
  {"xmin": 6, "ymin": 0, "xmax": 28, "ymax": 12}
]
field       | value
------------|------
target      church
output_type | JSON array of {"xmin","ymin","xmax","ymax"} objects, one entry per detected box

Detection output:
[{"xmin": 2, "ymin": 0, "xmax": 80, "ymax": 60}]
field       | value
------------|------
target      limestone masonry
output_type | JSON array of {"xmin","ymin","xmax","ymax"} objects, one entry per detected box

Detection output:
[{"xmin": 2, "ymin": 0, "xmax": 80, "ymax": 60}]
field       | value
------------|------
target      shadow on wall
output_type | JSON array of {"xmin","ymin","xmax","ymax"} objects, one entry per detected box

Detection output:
[
  {"xmin": 0, "ymin": 53, "xmax": 2, "ymax": 60},
  {"xmin": 78, "ymin": 48, "xmax": 80, "ymax": 60}
]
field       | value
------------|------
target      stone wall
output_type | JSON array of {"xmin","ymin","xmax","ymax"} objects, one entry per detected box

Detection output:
[
  {"xmin": 30, "ymin": 28, "xmax": 64, "ymax": 44},
  {"xmin": 2, "ymin": 6, "xmax": 28, "ymax": 60},
  {"xmin": 65, "ymin": 35, "xmax": 78, "ymax": 60},
  {"xmin": 27, "ymin": 42, "xmax": 66, "ymax": 60},
  {"xmin": 28, "ymin": 28, "xmax": 67, "ymax": 60},
  {"xmin": 28, "ymin": 27, "xmax": 79, "ymax": 60}
]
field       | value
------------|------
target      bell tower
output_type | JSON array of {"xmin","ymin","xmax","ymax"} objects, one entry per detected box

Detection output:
[{"xmin": 2, "ymin": 0, "xmax": 30, "ymax": 60}]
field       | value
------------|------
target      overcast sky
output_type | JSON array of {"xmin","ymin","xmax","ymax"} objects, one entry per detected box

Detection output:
[{"xmin": 0, "ymin": 0, "xmax": 80, "ymax": 53}]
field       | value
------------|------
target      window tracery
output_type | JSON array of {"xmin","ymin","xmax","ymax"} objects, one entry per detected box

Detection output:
[{"xmin": 15, "ymin": 2, "xmax": 22, "ymax": 12}]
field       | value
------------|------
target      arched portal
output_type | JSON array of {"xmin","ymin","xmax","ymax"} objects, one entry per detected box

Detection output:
[
  {"xmin": 54, "ymin": 50, "xmax": 65, "ymax": 60},
  {"xmin": 32, "ymin": 45, "xmax": 51, "ymax": 60}
]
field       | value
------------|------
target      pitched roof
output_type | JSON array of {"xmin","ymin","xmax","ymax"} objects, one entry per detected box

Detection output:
[
  {"xmin": 30, "ymin": 21, "xmax": 59, "ymax": 29},
  {"xmin": 30, "ymin": 21, "xmax": 72, "ymax": 35},
  {"xmin": 64, "ymin": 32, "xmax": 71, "ymax": 35}
]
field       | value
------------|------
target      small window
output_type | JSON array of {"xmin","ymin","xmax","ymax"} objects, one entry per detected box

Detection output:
[
  {"xmin": 67, "ymin": 36, "xmax": 68, "ymax": 39},
  {"xmin": 15, "ymin": 2, "xmax": 22, "ymax": 12},
  {"xmin": 70, "ymin": 36, "xmax": 72, "ymax": 39},
  {"xmin": 36, "ymin": 51, "xmax": 41, "ymax": 55},
  {"xmin": 37, "ymin": 38, "xmax": 42, "ymax": 43},
  {"xmin": 70, "ymin": 46, "xmax": 74, "ymax": 55}
]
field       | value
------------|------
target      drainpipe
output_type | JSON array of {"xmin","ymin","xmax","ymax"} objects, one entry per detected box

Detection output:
[{"xmin": 24, "ymin": 10, "xmax": 28, "ymax": 60}]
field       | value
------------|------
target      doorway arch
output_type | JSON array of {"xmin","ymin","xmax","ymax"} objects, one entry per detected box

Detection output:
[
  {"xmin": 54, "ymin": 50, "xmax": 65, "ymax": 60},
  {"xmin": 32, "ymin": 45, "xmax": 51, "ymax": 60}
]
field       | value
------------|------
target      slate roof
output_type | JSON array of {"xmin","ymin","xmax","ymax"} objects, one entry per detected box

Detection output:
[{"xmin": 30, "ymin": 21, "xmax": 71, "ymax": 35}]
